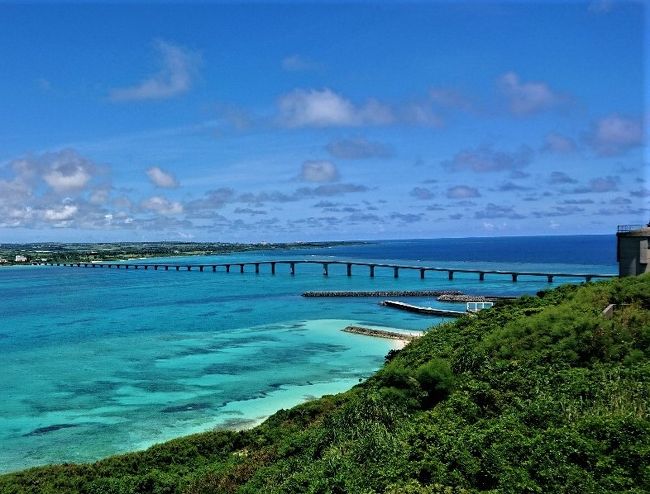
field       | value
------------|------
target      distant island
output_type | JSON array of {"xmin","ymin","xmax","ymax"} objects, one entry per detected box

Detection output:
[{"xmin": 0, "ymin": 241, "xmax": 360, "ymax": 266}]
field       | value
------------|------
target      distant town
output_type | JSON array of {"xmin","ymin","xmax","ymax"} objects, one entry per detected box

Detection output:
[{"xmin": 0, "ymin": 241, "xmax": 355, "ymax": 266}]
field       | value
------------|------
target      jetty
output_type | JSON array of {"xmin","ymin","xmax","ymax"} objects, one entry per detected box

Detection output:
[
  {"xmin": 381, "ymin": 300, "xmax": 467, "ymax": 317},
  {"xmin": 35, "ymin": 259, "xmax": 615, "ymax": 283},
  {"xmin": 342, "ymin": 325, "xmax": 421, "ymax": 341},
  {"xmin": 303, "ymin": 290, "xmax": 462, "ymax": 297}
]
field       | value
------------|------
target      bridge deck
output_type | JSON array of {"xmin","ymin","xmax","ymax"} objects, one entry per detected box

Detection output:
[{"xmin": 35, "ymin": 259, "xmax": 615, "ymax": 283}]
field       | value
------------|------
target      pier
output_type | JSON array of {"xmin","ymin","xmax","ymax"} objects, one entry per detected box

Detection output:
[
  {"xmin": 303, "ymin": 290, "xmax": 463, "ymax": 297},
  {"xmin": 381, "ymin": 300, "xmax": 467, "ymax": 317},
  {"xmin": 35, "ymin": 259, "xmax": 615, "ymax": 283}
]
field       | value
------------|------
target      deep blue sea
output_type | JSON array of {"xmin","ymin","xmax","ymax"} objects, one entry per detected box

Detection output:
[{"xmin": 0, "ymin": 235, "xmax": 616, "ymax": 472}]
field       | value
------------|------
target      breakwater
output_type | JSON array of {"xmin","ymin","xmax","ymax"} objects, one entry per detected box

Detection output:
[
  {"xmin": 381, "ymin": 300, "xmax": 466, "ymax": 317},
  {"xmin": 342, "ymin": 326, "xmax": 421, "ymax": 341},
  {"xmin": 303, "ymin": 290, "xmax": 463, "ymax": 297}
]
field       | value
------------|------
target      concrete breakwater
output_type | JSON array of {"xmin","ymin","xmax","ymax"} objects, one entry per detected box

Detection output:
[
  {"xmin": 342, "ymin": 325, "xmax": 421, "ymax": 341},
  {"xmin": 302, "ymin": 290, "xmax": 463, "ymax": 298},
  {"xmin": 381, "ymin": 300, "xmax": 467, "ymax": 317},
  {"xmin": 436, "ymin": 294, "xmax": 515, "ymax": 303}
]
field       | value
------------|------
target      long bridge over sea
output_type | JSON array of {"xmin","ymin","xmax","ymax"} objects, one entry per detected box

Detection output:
[{"xmin": 35, "ymin": 259, "xmax": 616, "ymax": 283}]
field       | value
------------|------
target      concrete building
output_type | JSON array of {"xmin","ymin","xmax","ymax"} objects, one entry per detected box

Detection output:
[
  {"xmin": 14, "ymin": 255, "xmax": 27, "ymax": 262},
  {"xmin": 617, "ymin": 224, "xmax": 650, "ymax": 277}
]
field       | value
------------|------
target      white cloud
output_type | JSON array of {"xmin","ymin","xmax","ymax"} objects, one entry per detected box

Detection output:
[
  {"xmin": 446, "ymin": 185, "xmax": 481, "ymax": 199},
  {"xmin": 498, "ymin": 72, "xmax": 563, "ymax": 115},
  {"xmin": 146, "ymin": 166, "xmax": 179, "ymax": 188},
  {"xmin": 542, "ymin": 133, "xmax": 577, "ymax": 154},
  {"xmin": 281, "ymin": 54, "xmax": 321, "ymax": 72},
  {"xmin": 110, "ymin": 40, "xmax": 200, "ymax": 102},
  {"xmin": 141, "ymin": 196, "xmax": 184, "ymax": 215},
  {"xmin": 442, "ymin": 145, "xmax": 533, "ymax": 173},
  {"xmin": 40, "ymin": 149, "xmax": 96, "ymax": 193},
  {"xmin": 43, "ymin": 204, "xmax": 78, "ymax": 221},
  {"xmin": 588, "ymin": 114, "xmax": 643, "ymax": 156},
  {"xmin": 278, "ymin": 88, "xmax": 393, "ymax": 128},
  {"xmin": 299, "ymin": 160, "xmax": 339, "ymax": 183}
]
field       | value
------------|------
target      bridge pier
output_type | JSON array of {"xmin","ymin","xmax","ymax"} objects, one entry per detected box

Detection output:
[
  {"xmin": 212, "ymin": 265, "xmax": 216, "ymax": 272},
  {"xmin": 255, "ymin": 263, "xmax": 260, "ymax": 274},
  {"xmin": 271, "ymin": 262, "xmax": 276, "ymax": 275},
  {"xmin": 585, "ymin": 275, "xmax": 593, "ymax": 282},
  {"xmin": 512, "ymin": 274, "xmax": 518, "ymax": 282},
  {"xmin": 187, "ymin": 266, "xmax": 192, "ymax": 271},
  {"xmin": 420, "ymin": 268, "xmax": 425, "ymax": 280},
  {"xmin": 290, "ymin": 262, "xmax": 296, "ymax": 275},
  {"xmin": 164, "ymin": 266, "xmax": 169, "ymax": 271},
  {"xmin": 226, "ymin": 264, "xmax": 230, "ymax": 273},
  {"xmin": 479, "ymin": 272, "xmax": 485, "ymax": 281},
  {"xmin": 134, "ymin": 265, "xmax": 139, "ymax": 270},
  {"xmin": 547, "ymin": 274, "xmax": 553, "ymax": 283},
  {"xmin": 154, "ymin": 265, "xmax": 158, "ymax": 270},
  {"xmin": 394, "ymin": 267, "xmax": 399, "ymax": 278},
  {"xmin": 175, "ymin": 266, "xmax": 180, "ymax": 271},
  {"xmin": 369, "ymin": 265, "xmax": 375, "ymax": 277},
  {"xmin": 347, "ymin": 263, "xmax": 352, "ymax": 276},
  {"xmin": 240, "ymin": 264, "xmax": 245, "ymax": 273},
  {"xmin": 199, "ymin": 266, "xmax": 204, "ymax": 272},
  {"xmin": 448, "ymin": 271, "xmax": 454, "ymax": 280},
  {"xmin": 323, "ymin": 263, "xmax": 329, "ymax": 276}
]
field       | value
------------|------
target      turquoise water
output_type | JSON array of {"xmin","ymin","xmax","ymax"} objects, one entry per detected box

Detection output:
[{"xmin": 0, "ymin": 237, "xmax": 616, "ymax": 472}]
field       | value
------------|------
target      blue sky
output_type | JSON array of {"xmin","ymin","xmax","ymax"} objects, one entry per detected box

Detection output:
[{"xmin": 0, "ymin": 1, "xmax": 647, "ymax": 242}]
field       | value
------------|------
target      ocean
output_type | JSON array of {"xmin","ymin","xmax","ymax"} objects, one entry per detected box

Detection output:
[{"xmin": 0, "ymin": 235, "xmax": 616, "ymax": 473}]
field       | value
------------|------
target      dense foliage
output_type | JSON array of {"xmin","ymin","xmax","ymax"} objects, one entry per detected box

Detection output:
[{"xmin": 1, "ymin": 275, "xmax": 648, "ymax": 493}]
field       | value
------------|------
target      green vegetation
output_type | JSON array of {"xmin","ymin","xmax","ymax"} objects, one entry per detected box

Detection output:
[
  {"xmin": 1, "ymin": 275, "xmax": 648, "ymax": 493},
  {"xmin": 0, "ymin": 241, "xmax": 354, "ymax": 265}
]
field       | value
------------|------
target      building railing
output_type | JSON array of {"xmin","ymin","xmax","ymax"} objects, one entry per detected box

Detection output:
[{"xmin": 617, "ymin": 224, "xmax": 645, "ymax": 233}]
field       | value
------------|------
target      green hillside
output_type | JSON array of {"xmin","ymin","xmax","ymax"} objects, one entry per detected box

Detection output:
[{"xmin": 2, "ymin": 275, "xmax": 649, "ymax": 493}]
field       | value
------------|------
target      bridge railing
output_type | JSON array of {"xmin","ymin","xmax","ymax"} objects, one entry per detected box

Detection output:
[{"xmin": 617, "ymin": 224, "xmax": 646, "ymax": 233}]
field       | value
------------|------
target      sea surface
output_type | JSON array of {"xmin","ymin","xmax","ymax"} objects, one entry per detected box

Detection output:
[{"xmin": 0, "ymin": 235, "xmax": 616, "ymax": 473}]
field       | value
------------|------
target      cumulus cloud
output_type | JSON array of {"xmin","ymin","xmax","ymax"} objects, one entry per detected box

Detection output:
[
  {"xmin": 587, "ymin": 114, "xmax": 644, "ymax": 156},
  {"xmin": 495, "ymin": 182, "xmax": 532, "ymax": 192},
  {"xmin": 549, "ymin": 171, "xmax": 578, "ymax": 185},
  {"xmin": 542, "ymin": 133, "xmax": 577, "ymax": 154},
  {"xmin": 474, "ymin": 203, "xmax": 525, "ymax": 220},
  {"xmin": 326, "ymin": 137, "xmax": 393, "ymax": 159},
  {"xmin": 110, "ymin": 40, "xmax": 200, "ymax": 102},
  {"xmin": 442, "ymin": 145, "xmax": 533, "ymax": 173},
  {"xmin": 43, "ymin": 204, "xmax": 78, "ymax": 222},
  {"xmin": 277, "ymin": 88, "xmax": 393, "ymax": 128},
  {"xmin": 572, "ymin": 176, "xmax": 619, "ymax": 194},
  {"xmin": 146, "ymin": 166, "xmax": 179, "ymax": 188},
  {"xmin": 141, "ymin": 196, "xmax": 184, "ymax": 215},
  {"xmin": 410, "ymin": 187, "xmax": 435, "ymax": 200},
  {"xmin": 498, "ymin": 72, "xmax": 564, "ymax": 115},
  {"xmin": 446, "ymin": 185, "xmax": 481, "ymax": 199},
  {"xmin": 299, "ymin": 160, "xmax": 339, "ymax": 183},
  {"xmin": 390, "ymin": 212, "xmax": 424, "ymax": 223}
]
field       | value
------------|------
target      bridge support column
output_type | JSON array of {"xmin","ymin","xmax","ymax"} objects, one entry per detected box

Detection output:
[
  {"xmin": 290, "ymin": 262, "xmax": 296, "ymax": 275},
  {"xmin": 512, "ymin": 274, "xmax": 518, "ymax": 282},
  {"xmin": 84, "ymin": 264, "xmax": 88, "ymax": 268},
  {"xmin": 547, "ymin": 275, "xmax": 553, "ymax": 283},
  {"xmin": 164, "ymin": 266, "xmax": 169, "ymax": 271},
  {"xmin": 154, "ymin": 265, "xmax": 158, "ymax": 270},
  {"xmin": 144, "ymin": 265, "xmax": 148, "ymax": 270},
  {"xmin": 187, "ymin": 266, "xmax": 192, "ymax": 271},
  {"xmin": 199, "ymin": 266, "xmax": 204, "ymax": 272},
  {"xmin": 479, "ymin": 272, "xmax": 485, "ymax": 281},
  {"xmin": 585, "ymin": 275, "xmax": 593, "ymax": 282},
  {"xmin": 271, "ymin": 262, "xmax": 276, "ymax": 275},
  {"xmin": 369, "ymin": 265, "xmax": 375, "ymax": 277},
  {"xmin": 448, "ymin": 271, "xmax": 454, "ymax": 280},
  {"xmin": 255, "ymin": 263, "xmax": 260, "ymax": 274},
  {"xmin": 420, "ymin": 268, "xmax": 425, "ymax": 279},
  {"xmin": 226, "ymin": 265, "xmax": 230, "ymax": 273},
  {"xmin": 394, "ymin": 267, "xmax": 399, "ymax": 278},
  {"xmin": 347, "ymin": 263, "xmax": 352, "ymax": 276},
  {"xmin": 212, "ymin": 265, "xmax": 216, "ymax": 272},
  {"xmin": 175, "ymin": 266, "xmax": 180, "ymax": 271},
  {"xmin": 240, "ymin": 264, "xmax": 245, "ymax": 273},
  {"xmin": 323, "ymin": 263, "xmax": 329, "ymax": 276},
  {"xmin": 134, "ymin": 265, "xmax": 139, "ymax": 270}
]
